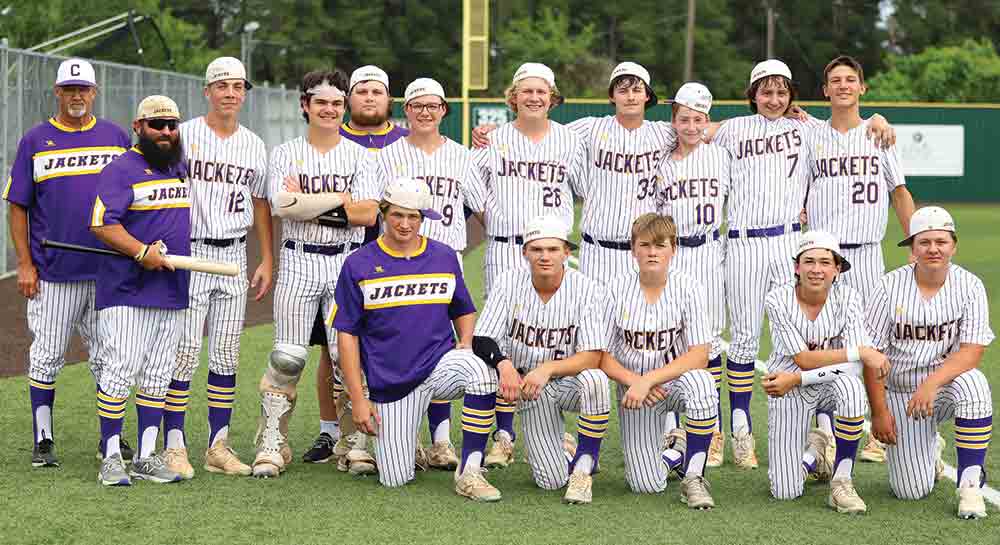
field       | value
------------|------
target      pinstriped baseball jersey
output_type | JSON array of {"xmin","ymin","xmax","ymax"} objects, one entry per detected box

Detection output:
[
  {"xmin": 713, "ymin": 115, "xmax": 815, "ymax": 229},
  {"xmin": 866, "ymin": 264, "xmax": 994, "ymax": 393},
  {"xmin": 607, "ymin": 270, "xmax": 710, "ymax": 375},
  {"xmin": 267, "ymin": 136, "xmax": 375, "ymax": 245},
  {"xmin": 765, "ymin": 282, "xmax": 870, "ymax": 374},
  {"xmin": 467, "ymin": 121, "xmax": 587, "ymax": 237},
  {"xmin": 474, "ymin": 268, "xmax": 612, "ymax": 371},
  {"xmin": 358, "ymin": 137, "xmax": 481, "ymax": 251},
  {"xmin": 654, "ymin": 143, "xmax": 730, "ymax": 238},
  {"xmin": 806, "ymin": 119, "xmax": 906, "ymax": 244},
  {"xmin": 181, "ymin": 117, "xmax": 268, "ymax": 239},
  {"xmin": 567, "ymin": 116, "xmax": 675, "ymax": 240}
]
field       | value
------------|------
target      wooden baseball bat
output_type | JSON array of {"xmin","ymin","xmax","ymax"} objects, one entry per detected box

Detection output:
[{"xmin": 42, "ymin": 239, "xmax": 239, "ymax": 277}]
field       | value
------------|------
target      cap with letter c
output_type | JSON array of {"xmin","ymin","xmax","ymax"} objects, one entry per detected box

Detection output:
[
  {"xmin": 206, "ymin": 56, "xmax": 253, "ymax": 89},
  {"xmin": 135, "ymin": 95, "xmax": 181, "ymax": 121},
  {"xmin": 795, "ymin": 230, "xmax": 851, "ymax": 272},
  {"xmin": 668, "ymin": 82, "xmax": 713, "ymax": 115},
  {"xmin": 56, "ymin": 58, "xmax": 97, "ymax": 87},
  {"xmin": 382, "ymin": 177, "xmax": 442, "ymax": 221},
  {"xmin": 512, "ymin": 62, "xmax": 555, "ymax": 87},
  {"xmin": 749, "ymin": 59, "xmax": 792, "ymax": 85},
  {"xmin": 350, "ymin": 65, "xmax": 390, "ymax": 93},
  {"xmin": 897, "ymin": 206, "xmax": 956, "ymax": 247},
  {"xmin": 523, "ymin": 215, "xmax": 578, "ymax": 251}
]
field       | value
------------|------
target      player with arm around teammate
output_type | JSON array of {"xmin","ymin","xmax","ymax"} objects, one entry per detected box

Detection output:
[
  {"xmin": 161, "ymin": 57, "xmax": 269, "ymax": 479},
  {"xmin": 865, "ymin": 206, "xmax": 994, "ymax": 519},
  {"xmin": 90, "ymin": 95, "xmax": 191, "ymax": 486},
  {"xmin": 600, "ymin": 213, "xmax": 719, "ymax": 508},
  {"xmin": 5, "ymin": 58, "xmax": 132, "ymax": 467},
  {"xmin": 335, "ymin": 178, "xmax": 501, "ymax": 501},
  {"xmin": 251, "ymin": 69, "xmax": 379, "ymax": 479},
  {"xmin": 760, "ymin": 231, "xmax": 890, "ymax": 513},
  {"xmin": 655, "ymin": 82, "xmax": 730, "ymax": 468},
  {"xmin": 473, "ymin": 215, "xmax": 613, "ymax": 504}
]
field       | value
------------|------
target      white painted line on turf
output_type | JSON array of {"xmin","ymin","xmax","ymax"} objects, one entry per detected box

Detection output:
[{"xmin": 748, "ymin": 357, "xmax": 1000, "ymax": 507}]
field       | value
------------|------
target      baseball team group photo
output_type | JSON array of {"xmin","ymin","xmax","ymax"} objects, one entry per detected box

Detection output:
[{"xmin": 2, "ymin": 3, "xmax": 998, "ymax": 544}]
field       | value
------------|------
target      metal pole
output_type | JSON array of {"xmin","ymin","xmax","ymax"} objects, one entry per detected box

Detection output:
[
  {"xmin": 461, "ymin": 0, "xmax": 471, "ymax": 146},
  {"xmin": 684, "ymin": 0, "xmax": 696, "ymax": 81},
  {"xmin": 766, "ymin": 5, "xmax": 775, "ymax": 58}
]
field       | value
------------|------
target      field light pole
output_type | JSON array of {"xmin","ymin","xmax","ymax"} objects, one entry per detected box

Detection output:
[
  {"xmin": 241, "ymin": 21, "xmax": 260, "ymax": 81},
  {"xmin": 684, "ymin": 0, "xmax": 695, "ymax": 81}
]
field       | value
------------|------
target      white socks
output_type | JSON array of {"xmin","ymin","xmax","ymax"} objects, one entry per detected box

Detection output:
[
  {"xmin": 320, "ymin": 419, "xmax": 340, "ymax": 439},
  {"xmin": 732, "ymin": 410, "xmax": 749, "ymax": 435},
  {"xmin": 432, "ymin": 421, "xmax": 451, "ymax": 444},
  {"xmin": 574, "ymin": 454, "xmax": 593, "ymax": 475},
  {"xmin": 166, "ymin": 429, "xmax": 186, "ymax": 450}
]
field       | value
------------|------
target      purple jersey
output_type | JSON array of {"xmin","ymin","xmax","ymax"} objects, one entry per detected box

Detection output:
[
  {"xmin": 90, "ymin": 147, "xmax": 191, "ymax": 311},
  {"xmin": 333, "ymin": 236, "xmax": 476, "ymax": 403},
  {"xmin": 3, "ymin": 117, "xmax": 130, "ymax": 282},
  {"xmin": 340, "ymin": 121, "xmax": 409, "ymax": 151}
]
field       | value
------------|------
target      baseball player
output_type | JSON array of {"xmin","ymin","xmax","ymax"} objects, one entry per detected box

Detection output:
[
  {"xmin": 466, "ymin": 63, "xmax": 587, "ymax": 466},
  {"xmin": 5, "ymin": 58, "xmax": 131, "ymax": 467},
  {"xmin": 601, "ymin": 213, "xmax": 719, "ymax": 508},
  {"xmin": 335, "ymin": 178, "xmax": 500, "ymax": 500},
  {"xmin": 252, "ymin": 69, "xmax": 378, "ymax": 478},
  {"xmin": 654, "ymin": 82, "xmax": 730, "ymax": 468},
  {"xmin": 474, "ymin": 215, "xmax": 613, "ymax": 504},
  {"xmin": 806, "ymin": 55, "xmax": 916, "ymax": 463},
  {"xmin": 760, "ymin": 231, "xmax": 889, "ymax": 513},
  {"xmin": 90, "ymin": 95, "xmax": 191, "ymax": 486},
  {"xmin": 866, "ymin": 206, "xmax": 994, "ymax": 519},
  {"xmin": 353, "ymin": 77, "xmax": 485, "ymax": 470},
  {"xmin": 302, "ymin": 65, "xmax": 409, "ymax": 466},
  {"xmin": 159, "ymin": 57, "xmax": 269, "ymax": 480},
  {"xmin": 711, "ymin": 59, "xmax": 892, "ymax": 468}
]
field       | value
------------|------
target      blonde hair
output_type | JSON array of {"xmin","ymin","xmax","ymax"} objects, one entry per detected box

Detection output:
[
  {"xmin": 630, "ymin": 213, "xmax": 677, "ymax": 247},
  {"xmin": 504, "ymin": 80, "xmax": 565, "ymax": 113}
]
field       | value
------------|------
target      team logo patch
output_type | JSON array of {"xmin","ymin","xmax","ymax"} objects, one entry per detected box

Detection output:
[
  {"xmin": 375, "ymin": 265, "xmax": 384, "ymax": 273},
  {"xmin": 190, "ymin": 143, "xmax": 198, "ymax": 154},
  {"xmin": 45, "ymin": 140, "xmax": 56, "ymax": 147},
  {"xmin": 895, "ymin": 306, "xmax": 904, "ymax": 316},
  {"xmin": 600, "ymin": 132, "xmax": 608, "ymax": 141},
  {"xmin": 144, "ymin": 169, "xmax": 153, "ymax": 175}
]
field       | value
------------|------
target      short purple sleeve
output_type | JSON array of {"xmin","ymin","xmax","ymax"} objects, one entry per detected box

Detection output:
[
  {"xmin": 91, "ymin": 165, "xmax": 133, "ymax": 227},
  {"xmin": 4, "ymin": 135, "xmax": 37, "ymax": 207},
  {"xmin": 333, "ymin": 259, "xmax": 365, "ymax": 335}
]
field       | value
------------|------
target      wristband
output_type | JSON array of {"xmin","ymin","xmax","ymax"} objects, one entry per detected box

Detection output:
[
  {"xmin": 846, "ymin": 345, "xmax": 861, "ymax": 363},
  {"xmin": 134, "ymin": 244, "xmax": 149, "ymax": 262},
  {"xmin": 800, "ymin": 362, "xmax": 862, "ymax": 386}
]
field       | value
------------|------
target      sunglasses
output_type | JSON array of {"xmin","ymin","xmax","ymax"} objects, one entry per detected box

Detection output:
[{"xmin": 146, "ymin": 119, "xmax": 179, "ymax": 131}]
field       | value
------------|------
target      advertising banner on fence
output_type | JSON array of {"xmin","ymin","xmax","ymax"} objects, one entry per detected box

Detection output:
[{"xmin": 895, "ymin": 124, "xmax": 964, "ymax": 177}]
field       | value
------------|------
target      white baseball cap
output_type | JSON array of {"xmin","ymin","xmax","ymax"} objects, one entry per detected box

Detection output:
[
  {"xmin": 668, "ymin": 82, "xmax": 713, "ymax": 115},
  {"xmin": 609, "ymin": 62, "xmax": 651, "ymax": 86},
  {"xmin": 56, "ymin": 59, "xmax": 97, "ymax": 87},
  {"xmin": 898, "ymin": 206, "xmax": 956, "ymax": 247},
  {"xmin": 206, "ymin": 56, "xmax": 253, "ymax": 89},
  {"xmin": 404, "ymin": 78, "xmax": 446, "ymax": 104},
  {"xmin": 523, "ymin": 215, "xmax": 578, "ymax": 250},
  {"xmin": 383, "ymin": 178, "xmax": 442, "ymax": 221},
  {"xmin": 512, "ymin": 63, "xmax": 555, "ymax": 87},
  {"xmin": 795, "ymin": 230, "xmax": 850, "ymax": 272},
  {"xmin": 750, "ymin": 59, "xmax": 792, "ymax": 85},
  {"xmin": 135, "ymin": 95, "xmax": 181, "ymax": 121},
  {"xmin": 350, "ymin": 65, "xmax": 390, "ymax": 93}
]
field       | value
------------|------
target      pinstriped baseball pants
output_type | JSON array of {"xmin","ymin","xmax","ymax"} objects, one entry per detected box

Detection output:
[
  {"xmin": 27, "ymin": 279, "xmax": 100, "ymax": 383},
  {"xmin": 96, "ymin": 306, "xmax": 182, "ymax": 399}
]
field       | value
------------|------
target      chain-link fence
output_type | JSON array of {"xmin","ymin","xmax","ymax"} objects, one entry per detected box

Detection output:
[{"xmin": 0, "ymin": 44, "xmax": 301, "ymax": 277}]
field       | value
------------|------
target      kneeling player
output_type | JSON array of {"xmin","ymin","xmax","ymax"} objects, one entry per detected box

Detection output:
[
  {"xmin": 866, "ymin": 206, "xmax": 994, "ymax": 519},
  {"xmin": 335, "ymin": 178, "xmax": 501, "ymax": 500},
  {"xmin": 601, "ymin": 213, "xmax": 719, "ymax": 508},
  {"xmin": 474, "ymin": 215, "xmax": 612, "ymax": 504},
  {"xmin": 761, "ymin": 231, "xmax": 889, "ymax": 514}
]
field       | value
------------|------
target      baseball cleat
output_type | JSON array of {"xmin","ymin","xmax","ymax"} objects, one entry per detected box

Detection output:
[
  {"xmin": 829, "ymin": 478, "xmax": 867, "ymax": 514},
  {"xmin": 415, "ymin": 442, "xmax": 430, "ymax": 471},
  {"xmin": 957, "ymin": 485, "xmax": 988, "ymax": 519},
  {"xmin": 935, "ymin": 433, "xmax": 946, "ymax": 481},
  {"xmin": 427, "ymin": 441, "xmax": 460, "ymax": 470},
  {"xmin": 32, "ymin": 438, "xmax": 59, "ymax": 468},
  {"xmin": 454, "ymin": 466, "xmax": 502, "ymax": 502},
  {"xmin": 346, "ymin": 449, "xmax": 377, "ymax": 475},
  {"xmin": 484, "ymin": 433, "xmax": 515, "ymax": 468},
  {"xmin": 204, "ymin": 441, "xmax": 252, "ymax": 476},
  {"xmin": 163, "ymin": 447, "xmax": 195, "ymax": 480},
  {"xmin": 731, "ymin": 430, "xmax": 758, "ymax": 469},
  {"xmin": 302, "ymin": 432, "xmax": 336, "ymax": 464},
  {"xmin": 807, "ymin": 428, "xmax": 834, "ymax": 482},
  {"xmin": 680, "ymin": 475, "xmax": 715, "ymax": 509},
  {"xmin": 706, "ymin": 430, "xmax": 725, "ymax": 468},
  {"xmin": 130, "ymin": 453, "xmax": 183, "ymax": 483},
  {"xmin": 98, "ymin": 453, "xmax": 131, "ymax": 486},
  {"xmin": 563, "ymin": 472, "xmax": 593, "ymax": 504},
  {"xmin": 859, "ymin": 434, "xmax": 887, "ymax": 463},
  {"xmin": 95, "ymin": 438, "xmax": 134, "ymax": 462},
  {"xmin": 664, "ymin": 428, "xmax": 687, "ymax": 454},
  {"xmin": 252, "ymin": 462, "xmax": 282, "ymax": 479},
  {"xmin": 563, "ymin": 432, "xmax": 578, "ymax": 459}
]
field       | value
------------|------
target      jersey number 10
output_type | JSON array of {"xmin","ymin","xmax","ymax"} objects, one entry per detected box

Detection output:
[{"xmin": 695, "ymin": 203, "xmax": 716, "ymax": 225}]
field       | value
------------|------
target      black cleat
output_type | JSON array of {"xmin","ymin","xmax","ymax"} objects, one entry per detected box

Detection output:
[
  {"xmin": 302, "ymin": 433, "xmax": 336, "ymax": 463},
  {"xmin": 32, "ymin": 438, "xmax": 60, "ymax": 467}
]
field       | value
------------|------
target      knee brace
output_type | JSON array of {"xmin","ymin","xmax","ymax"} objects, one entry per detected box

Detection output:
[{"xmin": 262, "ymin": 343, "xmax": 308, "ymax": 398}]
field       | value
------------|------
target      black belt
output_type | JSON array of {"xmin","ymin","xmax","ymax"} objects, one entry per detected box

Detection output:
[
  {"xmin": 283, "ymin": 240, "xmax": 360, "ymax": 256},
  {"xmin": 581, "ymin": 233, "xmax": 631, "ymax": 251},
  {"xmin": 492, "ymin": 235, "xmax": 525, "ymax": 245},
  {"xmin": 728, "ymin": 223, "xmax": 801, "ymax": 239},
  {"xmin": 840, "ymin": 243, "xmax": 865, "ymax": 250},
  {"xmin": 677, "ymin": 230, "xmax": 720, "ymax": 248},
  {"xmin": 191, "ymin": 235, "xmax": 246, "ymax": 248}
]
